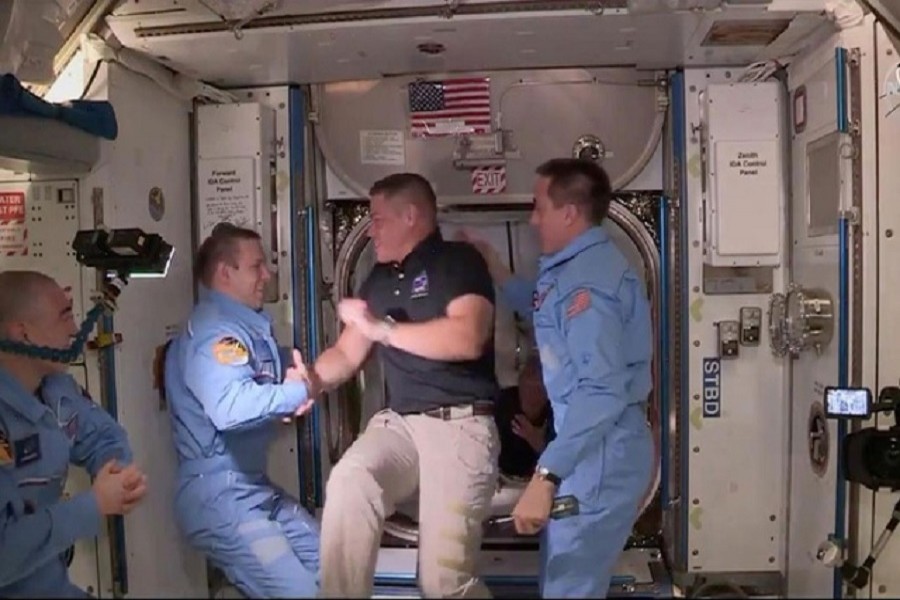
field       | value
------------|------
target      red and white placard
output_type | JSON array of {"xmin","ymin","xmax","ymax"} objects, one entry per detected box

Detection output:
[
  {"xmin": 0, "ymin": 191, "xmax": 27, "ymax": 256},
  {"xmin": 471, "ymin": 166, "xmax": 506, "ymax": 194}
]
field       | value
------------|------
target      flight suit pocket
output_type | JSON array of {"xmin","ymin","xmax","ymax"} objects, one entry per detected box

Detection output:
[
  {"xmin": 533, "ymin": 311, "xmax": 569, "ymax": 392},
  {"xmin": 562, "ymin": 445, "xmax": 607, "ymax": 513},
  {"xmin": 252, "ymin": 341, "xmax": 278, "ymax": 383}
]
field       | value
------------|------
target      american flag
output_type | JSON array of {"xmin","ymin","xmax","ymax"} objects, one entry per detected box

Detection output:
[{"xmin": 407, "ymin": 77, "xmax": 492, "ymax": 137}]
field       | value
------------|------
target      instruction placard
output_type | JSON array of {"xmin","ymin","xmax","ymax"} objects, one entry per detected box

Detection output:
[
  {"xmin": 0, "ymin": 191, "xmax": 27, "ymax": 256},
  {"xmin": 198, "ymin": 158, "xmax": 256, "ymax": 240},
  {"xmin": 723, "ymin": 144, "xmax": 771, "ymax": 178},
  {"xmin": 712, "ymin": 140, "xmax": 779, "ymax": 258},
  {"xmin": 360, "ymin": 130, "xmax": 406, "ymax": 166}
]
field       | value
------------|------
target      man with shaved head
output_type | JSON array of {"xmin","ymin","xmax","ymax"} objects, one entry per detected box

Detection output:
[
  {"xmin": 0, "ymin": 270, "xmax": 147, "ymax": 598},
  {"xmin": 310, "ymin": 172, "xmax": 501, "ymax": 598}
]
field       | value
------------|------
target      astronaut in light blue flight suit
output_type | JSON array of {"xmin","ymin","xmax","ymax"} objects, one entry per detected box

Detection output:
[
  {"xmin": 0, "ymin": 270, "xmax": 148, "ymax": 598},
  {"xmin": 164, "ymin": 223, "xmax": 320, "ymax": 598},
  {"xmin": 461, "ymin": 158, "xmax": 655, "ymax": 598}
]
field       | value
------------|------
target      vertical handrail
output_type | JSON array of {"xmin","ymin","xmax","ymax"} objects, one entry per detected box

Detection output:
[
  {"xmin": 658, "ymin": 195, "xmax": 670, "ymax": 508},
  {"xmin": 834, "ymin": 213, "xmax": 850, "ymax": 599}
]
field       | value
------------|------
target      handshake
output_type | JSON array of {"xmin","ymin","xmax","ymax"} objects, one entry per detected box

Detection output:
[
  {"xmin": 279, "ymin": 298, "xmax": 388, "ymax": 424},
  {"xmin": 282, "ymin": 348, "xmax": 321, "ymax": 422}
]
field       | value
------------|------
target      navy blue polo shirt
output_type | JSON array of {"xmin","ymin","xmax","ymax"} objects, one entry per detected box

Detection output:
[{"xmin": 358, "ymin": 229, "xmax": 499, "ymax": 414}]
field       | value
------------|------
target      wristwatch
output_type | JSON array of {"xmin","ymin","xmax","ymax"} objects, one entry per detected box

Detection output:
[
  {"xmin": 535, "ymin": 465, "xmax": 561, "ymax": 486},
  {"xmin": 377, "ymin": 316, "xmax": 397, "ymax": 346}
]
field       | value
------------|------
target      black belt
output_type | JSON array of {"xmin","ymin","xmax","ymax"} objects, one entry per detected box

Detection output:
[{"xmin": 420, "ymin": 402, "xmax": 494, "ymax": 420}]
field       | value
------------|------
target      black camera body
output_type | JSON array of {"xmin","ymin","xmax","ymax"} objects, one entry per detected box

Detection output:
[
  {"xmin": 827, "ymin": 387, "xmax": 900, "ymax": 589},
  {"xmin": 826, "ymin": 385, "xmax": 900, "ymax": 491},
  {"xmin": 72, "ymin": 228, "xmax": 174, "ymax": 277}
]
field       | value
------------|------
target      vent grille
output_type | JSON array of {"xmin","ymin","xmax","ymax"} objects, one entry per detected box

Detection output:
[
  {"xmin": 132, "ymin": 0, "xmax": 629, "ymax": 38},
  {"xmin": 700, "ymin": 18, "xmax": 791, "ymax": 47}
]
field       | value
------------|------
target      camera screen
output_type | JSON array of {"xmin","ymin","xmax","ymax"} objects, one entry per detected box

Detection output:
[{"xmin": 825, "ymin": 387, "xmax": 871, "ymax": 418}]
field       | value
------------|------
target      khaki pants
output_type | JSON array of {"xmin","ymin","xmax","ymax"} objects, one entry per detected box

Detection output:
[{"xmin": 320, "ymin": 408, "xmax": 500, "ymax": 598}]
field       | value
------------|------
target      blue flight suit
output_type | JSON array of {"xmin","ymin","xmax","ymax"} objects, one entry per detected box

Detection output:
[
  {"xmin": 500, "ymin": 225, "xmax": 655, "ymax": 598},
  {"xmin": 164, "ymin": 288, "xmax": 320, "ymax": 598},
  {"xmin": 0, "ymin": 369, "xmax": 133, "ymax": 598}
]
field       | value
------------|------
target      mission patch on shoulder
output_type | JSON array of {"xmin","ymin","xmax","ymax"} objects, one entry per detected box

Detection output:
[{"xmin": 213, "ymin": 336, "xmax": 250, "ymax": 366}]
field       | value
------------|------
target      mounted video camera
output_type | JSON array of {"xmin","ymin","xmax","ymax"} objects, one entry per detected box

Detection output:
[
  {"xmin": 824, "ymin": 385, "xmax": 900, "ymax": 491},
  {"xmin": 0, "ymin": 227, "xmax": 174, "ymax": 364},
  {"xmin": 72, "ymin": 228, "xmax": 174, "ymax": 278}
]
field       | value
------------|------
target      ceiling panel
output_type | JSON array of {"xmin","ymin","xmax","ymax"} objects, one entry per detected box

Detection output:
[{"xmin": 104, "ymin": 2, "xmax": 835, "ymax": 87}]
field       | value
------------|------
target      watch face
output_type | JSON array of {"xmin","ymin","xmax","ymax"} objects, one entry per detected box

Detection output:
[{"xmin": 535, "ymin": 466, "xmax": 560, "ymax": 484}]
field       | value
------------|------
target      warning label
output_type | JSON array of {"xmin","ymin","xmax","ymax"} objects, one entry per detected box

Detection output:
[
  {"xmin": 0, "ymin": 192, "xmax": 25, "ymax": 220},
  {"xmin": 0, "ymin": 192, "xmax": 28, "ymax": 256}
]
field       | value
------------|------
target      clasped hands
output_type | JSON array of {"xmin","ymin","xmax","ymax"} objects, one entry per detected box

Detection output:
[
  {"xmin": 337, "ymin": 298, "xmax": 391, "ymax": 344},
  {"xmin": 92, "ymin": 459, "xmax": 148, "ymax": 516}
]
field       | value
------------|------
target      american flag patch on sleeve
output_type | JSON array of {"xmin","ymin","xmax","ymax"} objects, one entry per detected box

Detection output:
[{"xmin": 565, "ymin": 289, "xmax": 591, "ymax": 319}]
